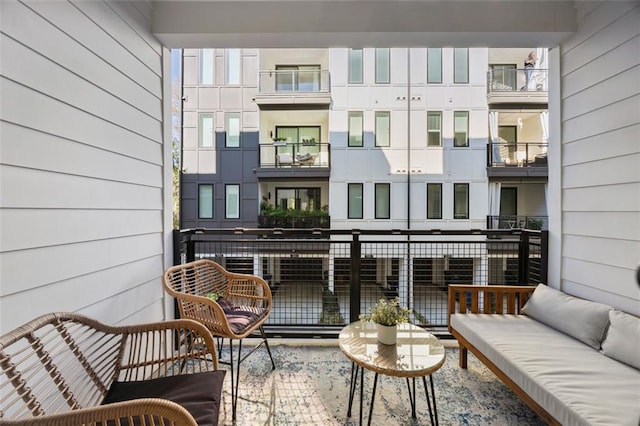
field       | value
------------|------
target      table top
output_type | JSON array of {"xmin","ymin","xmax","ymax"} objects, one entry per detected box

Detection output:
[{"xmin": 338, "ymin": 321, "xmax": 446, "ymax": 378}]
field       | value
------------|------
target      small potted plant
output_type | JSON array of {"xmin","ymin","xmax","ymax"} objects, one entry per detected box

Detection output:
[{"xmin": 360, "ymin": 297, "xmax": 411, "ymax": 345}]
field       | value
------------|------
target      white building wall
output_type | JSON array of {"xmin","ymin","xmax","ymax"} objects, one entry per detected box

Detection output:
[
  {"xmin": 0, "ymin": 0, "xmax": 168, "ymax": 332},
  {"xmin": 557, "ymin": 1, "xmax": 640, "ymax": 314},
  {"xmin": 329, "ymin": 47, "xmax": 488, "ymax": 230}
]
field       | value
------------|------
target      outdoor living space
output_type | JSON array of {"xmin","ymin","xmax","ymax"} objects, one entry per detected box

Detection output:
[{"xmin": 2, "ymin": 2, "xmax": 638, "ymax": 426}]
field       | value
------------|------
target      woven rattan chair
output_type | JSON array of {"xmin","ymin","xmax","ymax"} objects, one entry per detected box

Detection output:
[
  {"xmin": 163, "ymin": 259, "xmax": 276, "ymax": 419},
  {"xmin": 0, "ymin": 312, "xmax": 225, "ymax": 425}
]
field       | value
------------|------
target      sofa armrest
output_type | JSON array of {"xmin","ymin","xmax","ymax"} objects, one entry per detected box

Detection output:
[{"xmin": 447, "ymin": 285, "xmax": 536, "ymax": 331}]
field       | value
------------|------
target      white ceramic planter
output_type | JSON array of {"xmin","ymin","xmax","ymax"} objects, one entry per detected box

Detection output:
[{"xmin": 376, "ymin": 323, "xmax": 397, "ymax": 345}]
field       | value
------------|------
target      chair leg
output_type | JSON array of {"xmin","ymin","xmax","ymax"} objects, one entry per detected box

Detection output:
[
  {"xmin": 260, "ymin": 326, "xmax": 276, "ymax": 370},
  {"xmin": 229, "ymin": 338, "xmax": 242, "ymax": 420}
]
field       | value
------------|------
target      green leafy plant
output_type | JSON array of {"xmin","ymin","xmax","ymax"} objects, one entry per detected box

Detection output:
[
  {"xmin": 360, "ymin": 297, "xmax": 411, "ymax": 326},
  {"xmin": 206, "ymin": 292, "xmax": 219, "ymax": 302}
]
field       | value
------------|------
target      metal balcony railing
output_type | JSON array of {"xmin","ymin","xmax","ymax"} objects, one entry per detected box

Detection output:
[
  {"xmin": 173, "ymin": 228, "xmax": 547, "ymax": 337},
  {"xmin": 258, "ymin": 70, "xmax": 331, "ymax": 93},
  {"xmin": 487, "ymin": 68, "xmax": 548, "ymax": 93},
  {"xmin": 258, "ymin": 213, "xmax": 330, "ymax": 229},
  {"xmin": 487, "ymin": 142, "xmax": 548, "ymax": 167},
  {"xmin": 259, "ymin": 141, "xmax": 330, "ymax": 168},
  {"xmin": 486, "ymin": 215, "xmax": 548, "ymax": 230}
]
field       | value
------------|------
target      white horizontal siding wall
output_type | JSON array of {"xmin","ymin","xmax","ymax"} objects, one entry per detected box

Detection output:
[
  {"xmin": 558, "ymin": 1, "xmax": 640, "ymax": 314},
  {"xmin": 0, "ymin": 0, "xmax": 169, "ymax": 332}
]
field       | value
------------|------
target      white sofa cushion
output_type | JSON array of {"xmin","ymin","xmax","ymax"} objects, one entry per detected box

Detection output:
[
  {"xmin": 601, "ymin": 309, "xmax": 640, "ymax": 369},
  {"xmin": 521, "ymin": 284, "xmax": 610, "ymax": 349},
  {"xmin": 451, "ymin": 314, "xmax": 640, "ymax": 426}
]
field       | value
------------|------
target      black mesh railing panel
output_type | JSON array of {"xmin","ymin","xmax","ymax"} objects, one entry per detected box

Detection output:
[{"xmin": 175, "ymin": 229, "xmax": 545, "ymax": 335}]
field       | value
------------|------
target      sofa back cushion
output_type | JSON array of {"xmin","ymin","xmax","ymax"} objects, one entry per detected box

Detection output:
[
  {"xmin": 522, "ymin": 284, "xmax": 611, "ymax": 349},
  {"xmin": 601, "ymin": 309, "xmax": 640, "ymax": 369}
]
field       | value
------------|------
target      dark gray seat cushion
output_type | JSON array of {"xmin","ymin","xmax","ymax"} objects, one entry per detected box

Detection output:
[{"xmin": 102, "ymin": 370, "xmax": 226, "ymax": 425}]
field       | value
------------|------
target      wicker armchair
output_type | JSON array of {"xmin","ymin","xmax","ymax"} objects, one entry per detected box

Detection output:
[
  {"xmin": 163, "ymin": 259, "xmax": 276, "ymax": 419},
  {"xmin": 0, "ymin": 312, "xmax": 225, "ymax": 425}
]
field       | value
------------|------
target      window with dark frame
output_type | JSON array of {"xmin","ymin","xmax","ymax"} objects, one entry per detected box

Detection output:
[
  {"xmin": 348, "ymin": 183, "xmax": 363, "ymax": 219},
  {"xmin": 375, "ymin": 111, "xmax": 390, "ymax": 147},
  {"xmin": 348, "ymin": 111, "xmax": 364, "ymax": 147},
  {"xmin": 454, "ymin": 111, "xmax": 469, "ymax": 147},
  {"xmin": 349, "ymin": 48, "xmax": 363, "ymax": 84},
  {"xmin": 225, "ymin": 184, "xmax": 240, "ymax": 219},
  {"xmin": 427, "ymin": 183, "xmax": 442, "ymax": 219},
  {"xmin": 375, "ymin": 48, "xmax": 390, "ymax": 84},
  {"xmin": 453, "ymin": 183, "xmax": 469, "ymax": 219},
  {"xmin": 427, "ymin": 48, "xmax": 442, "ymax": 84},
  {"xmin": 427, "ymin": 111, "xmax": 442, "ymax": 147},
  {"xmin": 454, "ymin": 48, "xmax": 469, "ymax": 84},
  {"xmin": 375, "ymin": 183, "xmax": 390, "ymax": 219},
  {"xmin": 198, "ymin": 184, "xmax": 213, "ymax": 219}
]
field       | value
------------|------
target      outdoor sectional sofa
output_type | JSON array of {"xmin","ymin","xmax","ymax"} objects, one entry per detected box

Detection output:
[
  {"xmin": 448, "ymin": 284, "xmax": 640, "ymax": 426},
  {"xmin": 0, "ymin": 312, "xmax": 225, "ymax": 425}
]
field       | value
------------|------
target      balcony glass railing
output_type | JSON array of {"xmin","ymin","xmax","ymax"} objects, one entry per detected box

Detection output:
[
  {"xmin": 488, "ymin": 142, "xmax": 548, "ymax": 167},
  {"xmin": 487, "ymin": 68, "xmax": 548, "ymax": 93},
  {"xmin": 258, "ymin": 70, "xmax": 330, "ymax": 93},
  {"xmin": 259, "ymin": 141, "xmax": 330, "ymax": 168}
]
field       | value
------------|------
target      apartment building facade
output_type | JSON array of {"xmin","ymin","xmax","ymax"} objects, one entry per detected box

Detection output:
[{"xmin": 180, "ymin": 47, "xmax": 548, "ymax": 232}]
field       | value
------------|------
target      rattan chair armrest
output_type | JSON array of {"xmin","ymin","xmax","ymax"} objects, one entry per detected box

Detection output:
[{"xmin": 0, "ymin": 398, "xmax": 198, "ymax": 426}]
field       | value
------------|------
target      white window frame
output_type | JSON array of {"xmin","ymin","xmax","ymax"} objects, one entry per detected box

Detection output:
[
  {"xmin": 375, "ymin": 111, "xmax": 390, "ymax": 147},
  {"xmin": 225, "ymin": 49, "xmax": 241, "ymax": 85},
  {"xmin": 225, "ymin": 112, "xmax": 241, "ymax": 147},
  {"xmin": 349, "ymin": 48, "xmax": 363, "ymax": 84},
  {"xmin": 199, "ymin": 49, "xmax": 214, "ymax": 85},
  {"xmin": 199, "ymin": 113, "xmax": 214, "ymax": 147}
]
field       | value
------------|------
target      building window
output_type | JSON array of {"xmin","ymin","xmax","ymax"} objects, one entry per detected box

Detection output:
[
  {"xmin": 348, "ymin": 183, "xmax": 363, "ymax": 219},
  {"xmin": 427, "ymin": 183, "xmax": 442, "ymax": 219},
  {"xmin": 225, "ymin": 113, "xmax": 240, "ymax": 147},
  {"xmin": 454, "ymin": 48, "xmax": 469, "ymax": 84},
  {"xmin": 375, "ymin": 111, "xmax": 390, "ymax": 147},
  {"xmin": 427, "ymin": 48, "xmax": 442, "ymax": 84},
  {"xmin": 454, "ymin": 183, "xmax": 469, "ymax": 219},
  {"xmin": 454, "ymin": 111, "xmax": 469, "ymax": 147},
  {"xmin": 427, "ymin": 111, "xmax": 442, "ymax": 147},
  {"xmin": 198, "ymin": 184, "xmax": 214, "ymax": 219},
  {"xmin": 225, "ymin": 49, "xmax": 241, "ymax": 85},
  {"xmin": 348, "ymin": 111, "xmax": 364, "ymax": 147},
  {"xmin": 349, "ymin": 48, "xmax": 363, "ymax": 84},
  {"xmin": 375, "ymin": 48, "xmax": 390, "ymax": 84},
  {"xmin": 276, "ymin": 65, "xmax": 321, "ymax": 92},
  {"xmin": 375, "ymin": 183, "xmax": 390, "ymax": 219},
  {"xmin": 225, "ymin": 184, "xmax": 240, "ymax": 219},
  {"xmin": 199, "ymin": 49, "xmax": 214, "ymax": 85},
  {"xmin": 276, "ymin": 188, "xmax": 320, "ymax": 211},
  {"xmin": 199, "ymin": 113, "xmax": 214, "ymax": 147}
]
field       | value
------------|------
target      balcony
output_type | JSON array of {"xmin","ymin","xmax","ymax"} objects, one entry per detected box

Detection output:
[
  {"xmin": 258, "ymin": 212, "xmax": 330, "ymax": 229},
  {"xmin": 256, "ymin": 141, "xmax": 331, "ymax": 178},
  {"xmin": 487, "ymin": 215, "xmax": 548, "ymax": 230},
  {"xmin": 487, "ymin": 68, "xmax": 548, "ymax": 107},
  {"xmin": 254, "ymin": 69, "xmax": 331, "ymax": 107},
  {"xmin": 487, "ymin": 142, "xmax": 548, "ymax": 178}
]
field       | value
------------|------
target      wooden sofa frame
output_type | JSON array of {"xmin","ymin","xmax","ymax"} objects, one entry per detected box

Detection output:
[
  {"xmin": 447, "ymin": 285, "xmax": 560, "ymax": 426},
  {"xmin": 0, "ymin": 312, "xmax": 222, "ymax": 425}
]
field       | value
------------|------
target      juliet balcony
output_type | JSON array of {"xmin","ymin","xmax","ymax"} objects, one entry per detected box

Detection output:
[
  {"xmin": 255, "ymin": 141, "xmax": 331, "ymax": 178},
  {"xmin": 487, "ymin": 68, "xmax": 548, "ymax": 107},
  {"xmin": 253, "ymin": 69, "xmax": 332, "ymax": 107}
]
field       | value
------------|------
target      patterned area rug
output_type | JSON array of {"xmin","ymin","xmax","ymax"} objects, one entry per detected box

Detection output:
[{"xmin": 215, "ymin": 342, "xmax": 545, "ymax": 426}]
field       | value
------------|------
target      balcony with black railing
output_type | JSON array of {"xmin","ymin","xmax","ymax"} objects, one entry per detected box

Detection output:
[
  {"xmin": 487, "ymin": 68, "xmax": 548, "ymax": 106},
  {"xmin": 256, "ymin": 141, "xmax": 331, "ymax": 178},
  {"xmin": 254, "ymin": 69, "xmax": 331, "ymax": 106},
  {"xmin": 487, "ymin": 142, "xmax": 548, "ymax": 177},
  {"xmin": 487, "ymin": 215, "xmax": 548, "ymax": 230},
  {"xmin": 173, "ymin": 228, "xmax": 547, "ymax": 338}
]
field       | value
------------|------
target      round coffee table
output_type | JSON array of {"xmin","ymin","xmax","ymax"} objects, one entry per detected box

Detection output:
[{"xmin": 338, "ymin": 321, "xmax": 446, "ymax": 426}]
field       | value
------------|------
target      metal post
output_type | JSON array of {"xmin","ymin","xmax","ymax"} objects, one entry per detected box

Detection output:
[
  {"xmin": 518, "ymin": 232, "xmax": 530, "ymax": 285},
  {"xmin": 350, "ymin": 230, "xmax": 361, "ymax": 323},
  {"xmin": 186, "ymin": 232, "xmax": 196, "ymax": 263},
  {"xmin": 540, "ymin": 230, "xmax": 549, "ymax": 284}
]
